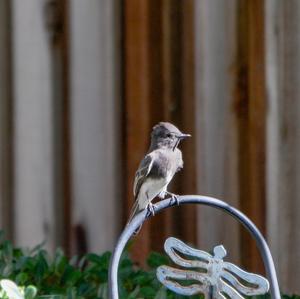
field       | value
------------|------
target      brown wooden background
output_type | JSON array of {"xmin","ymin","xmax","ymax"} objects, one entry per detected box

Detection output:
[
  {"xmin": 122, "ymin": 0, "xmax": 266, "ymax": 272},
  {"xmin": 0, "ymin": 0, "xmax": 300, "ymax": 293}
]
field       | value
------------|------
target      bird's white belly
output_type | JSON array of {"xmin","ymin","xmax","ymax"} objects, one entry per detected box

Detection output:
[{"xmin": 137, "ymin": 178, "xmax": 168, "ymax": 210}]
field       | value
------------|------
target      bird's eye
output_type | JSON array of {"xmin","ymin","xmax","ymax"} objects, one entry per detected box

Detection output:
[{"xmin": 166, "ymin": 133, "xmax": 172, "ymax": 138}]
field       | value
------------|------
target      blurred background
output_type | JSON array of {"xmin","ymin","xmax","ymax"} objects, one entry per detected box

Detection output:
[{"xmin": 0, "ymin": 0, "xmax": 299, "ymax": 294}]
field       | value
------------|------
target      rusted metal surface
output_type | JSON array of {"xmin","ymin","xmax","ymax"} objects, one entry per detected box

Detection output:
[{"xmin": 157, "ymin": 237, "xmax": 269, "ymax": 298}]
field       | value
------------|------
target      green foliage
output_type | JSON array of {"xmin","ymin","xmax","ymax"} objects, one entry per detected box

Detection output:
[
  {"xmin": 0, "ymin": 232, "xmax": 201, "ymax": 299},
  {"xmin": 0, "ymin": 231, "xmax": 297, "ymax": 299}
]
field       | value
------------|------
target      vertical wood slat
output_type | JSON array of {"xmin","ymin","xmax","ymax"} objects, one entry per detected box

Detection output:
[
  {"xmin": 70, "ymin": 0, "xmax": 121, "ymax": 254},
  {"xmin": 0, "ymin": 0, "xmax": 14, "ymax": 240},
  {"xmin": 234, "ymin": 0, "xmax": 266, "ymax": 273},
  {"xmin": 195, "ymin": 0, "xmax": 240, "ymax": 263},
  {"xmin": 124, "ymin": 0, "xmax": 197, "ymax": 262},
  {"xmin": 45, "ymin": 0, "xmax": 72, "ymax": 254},
  {"xmin": 177, "ymin": 0, "xmax": 197, "ymax": 243},
  {"xmin": 158, "ymin": 0, "xmax": 174, "ymax": 239},
  {"xmin": 148, "ymin": 0, "xmax": 173, "ymax": 250},
  {"xmin": 162, "ymin": 0, "xmax": 197, "ymax": 244},
  {"xmin": 55, "ymin": 0, "xmax": 72, "ymax": 255},
  {"xmin": 266, "ymin": 0, "xmax": 300, "ymax": 292},
  {"xmin": 12, "ymin": 0, "xmax": 56, "ymax": 251},
  {"xmin": 60, "ymin": 0, "xmax": 72, "ymax": 255},
  {"xmin": 123, "ymin": 0, "xmax": 152, "ymax": 262},
  {"xmin": 153, "ymin": 0, "xmax": 197, "ymax": 245}
]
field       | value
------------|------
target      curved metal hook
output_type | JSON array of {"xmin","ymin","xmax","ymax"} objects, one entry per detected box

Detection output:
[{"xmin": 108, "ymin": 195, "xmax": 280, "ymax": 299}]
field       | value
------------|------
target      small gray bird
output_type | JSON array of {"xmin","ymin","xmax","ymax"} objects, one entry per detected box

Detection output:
[{"xmin": 127, "ymin": 122, "xmax": 191, "ymax": 230}]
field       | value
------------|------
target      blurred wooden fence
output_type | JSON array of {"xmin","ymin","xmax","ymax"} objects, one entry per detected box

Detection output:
[{"xmin": 0, "ymin": 0, "xmax": 300, "ymax": 294}]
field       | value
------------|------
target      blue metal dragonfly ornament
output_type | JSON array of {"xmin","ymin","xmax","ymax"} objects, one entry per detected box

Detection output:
[{"xmin": 157, "ymin": 237, "xmax": 270, "ymax": 299}]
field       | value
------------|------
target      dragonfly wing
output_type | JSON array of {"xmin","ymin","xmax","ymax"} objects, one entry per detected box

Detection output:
[
  {"xmin": 218, "ymin": 279, "xmax": 245, "ymax": 299},
  {"xmin": 211, "ymin": 285, "xmax": 227, "ymax": 299},
  {"xmin": 223, "ymin": 262, "xmax": 270, "ymax": 295},
  {"xmin": 156, "ymin": 266, "xmax": 209, "ymax": 296},
  {"xmin": 164, "ymin": 237, "xmax": 211, "ymax": 269}
]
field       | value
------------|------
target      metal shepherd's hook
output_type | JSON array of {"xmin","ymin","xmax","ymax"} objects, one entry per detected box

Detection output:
[{"xmin": 108, "ymin": 195, "xmax": 281, "ymax": 299}]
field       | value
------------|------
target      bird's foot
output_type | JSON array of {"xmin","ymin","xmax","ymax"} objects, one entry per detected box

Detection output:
[
  {"xmin": 166, "ymin": 192, "xmax": 180, "ymax": 205},
  {"xmin": 158, "ymin": 190, "xmax": 167, "ymax": 199},
  {"xmin": 146, "ymin": 203, "xmax": 156, "ymax": 217}
]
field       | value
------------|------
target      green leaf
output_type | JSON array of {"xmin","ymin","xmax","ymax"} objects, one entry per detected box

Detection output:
[
  {"xmin": 86, "ymin": 252, "xmax": 111, "ymax": 269},
  {"xmin": 0, "ymin": 231, "xmax": 6, "ymax": 244},
  {"xmin": 37, "ymin": 295, "xmax": 64, "ymax": 299},
  {"xmin": 54, "ymin": 250, "xmax": 68, "ymax": 275},
  {"xmin": 97, "ymin": 282, "xmax": 108, "ymax": 299},
  {"xmin": 154, "ymin": 286, "xmax": 167, "ymax": 299},
  {"xmin": 30, "ymin": 242, "xmax": 46, "ymax": 256},
  {"xmin": 34, "ymin": 253, "xmax": 49, "ymax": 282},
  {"xmin": 139, "ymin": 286, "xmax": 156, "ymax": 298},
  {"xmin": 127, "ymin": 286, "xmax": 140, "ymax": 299},
  {"xmin": 2, "ymin": 241, "xmax": 13, "ymax": 263},
  {"xmin": 132, "ymin": 271, "xmax": 152, "ymax": 285},
  {"xmin": 2, "ymin": 264, "xmax": 13, "ymax": 277},
  {"xmin": 66, "ymin": 287, "xmax": 77, "ymax": 299},
  {"xmin": 147, "ymin": 252, "xmax": 169, "ymax": 268},
  {"xmin": 15, "ymin": 273, "xmax": 29, "ymax": 285},
  {"xmin": 85, "ymin": 253, "xmax": 103, "ymax": 265},
  {"xmin": 24, "ymin": 285, "xmax": 37, "ymax": 299},
  {"xmin": 61, "ymin": 266, "xmax": 82, "ymax": 286}
]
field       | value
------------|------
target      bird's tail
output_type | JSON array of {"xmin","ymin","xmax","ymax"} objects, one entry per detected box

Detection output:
[
  {"xmin": 126, "ymin": 199, "xmax": 140, "ymax": 225},
  {"xmin": 126, "ymin": 200, "xmax": 142, "ymax": 235}
]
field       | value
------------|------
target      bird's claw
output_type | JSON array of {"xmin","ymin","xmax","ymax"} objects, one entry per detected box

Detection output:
[
  {"xmin": 146, "ymin": 203, "xmax": 156, "ymax": 217},
  {"xmin": 167, "ymin": 192, "xmax": 180, "ymax": 206}
]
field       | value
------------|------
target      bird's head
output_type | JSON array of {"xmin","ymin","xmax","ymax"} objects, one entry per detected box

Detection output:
[{"xmin": 150, "ymin": 122, "xmax": 191, "ymax": 151}]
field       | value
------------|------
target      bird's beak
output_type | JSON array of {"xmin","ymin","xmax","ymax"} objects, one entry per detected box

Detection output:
[
  {"xmin": 178, "ymin": 133, "xmax": 191, "ymax": 139},
  {"xmin": 173, "ymin": 133, "xmax": 191, "ymax": 151}
]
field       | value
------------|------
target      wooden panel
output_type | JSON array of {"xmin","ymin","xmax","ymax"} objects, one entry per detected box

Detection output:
[
  {"xmin": 60, "ymin": 0, "xmax": 72, "ymax": 255},
  {"xmin": 195, "ymin": 0, "xmax": 240, "ymax": 263},
  {"xmin": 0, "ymin": 0, "xmax": 14, "ymax": 240},
  {"xmin": 123, "ymin": 0, "xmax": 197, "ymax": 262},
  {"xmin": 178, "ymin": 0, "xmax": 197, "ymax": 243},
  {"xmin": 70, "ymin": 0, "xmax": 121, "ymax": 254},
  {"xmin": 148, "ymin": 0, "xmax": 172, "ymax": 249},
  {"xmin": 265, "ymin": 0, "xmax": 280, "ymax": 274},
  {"xmin": 123, "ymin": 0, "xmax": 152, "ymax": 261},
  {"xmin": 195, "ymin": 0, "xmax": 266, "ymax": 276},
  {"xmin": 234, "ymin": 0, "xmax": 266, "ymax": 273},
  {"xmin": 46, "ymin": 0, "xmax": 72, "ymax": 254},
  {"xmin": 12, "ymin": 0, "xmax": 56, "ymax": 251},
  {"xmin": 149, "ymin": 0, "xmax": 197, "ymax": 249},
  {"xmin": 266, "ymin": 0, "xmax": 300, "ymax": 292}
]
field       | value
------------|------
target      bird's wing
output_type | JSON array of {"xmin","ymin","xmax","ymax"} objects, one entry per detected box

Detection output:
[
  {"xmin": 127, "ymin": 154, "xmax": 154, "ymax": 226},
  {"xmin": 133, "ymin": 153, "xmax": 154, "ymax": 198},
  {"xmin": 176, "ymin": 150, "xmax": 184, "ymax": 172}
]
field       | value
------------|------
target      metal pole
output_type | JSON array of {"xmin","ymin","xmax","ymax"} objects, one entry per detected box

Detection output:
[{"xmin": 108, "ymin": 195, "xmax": 281, "ymax": 299}]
